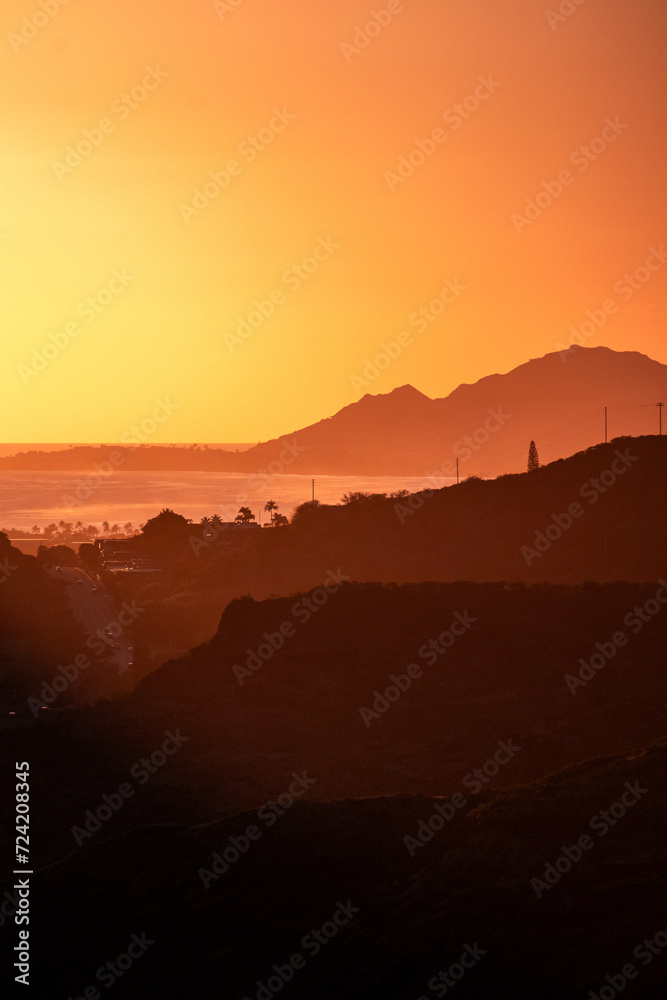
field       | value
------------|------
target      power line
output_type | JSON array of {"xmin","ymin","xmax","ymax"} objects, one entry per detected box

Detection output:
[{"xmin": 608, "ymin": 402, "xmax": 656, "ymax": 412}]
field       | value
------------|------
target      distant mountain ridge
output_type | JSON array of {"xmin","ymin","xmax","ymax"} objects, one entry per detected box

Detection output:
[
  {"xmin": 244, "ymin": 345, "xmax": 665, "ymax": 476},
  {"xmin": 1, "ymin": 346, "xmax": 665, "ymax": 476}
]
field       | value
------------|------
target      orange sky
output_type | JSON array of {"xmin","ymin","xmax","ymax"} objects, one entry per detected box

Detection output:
[{"xmin": 1, "ymin": 0, "xmax": 665, "ymax": 442}]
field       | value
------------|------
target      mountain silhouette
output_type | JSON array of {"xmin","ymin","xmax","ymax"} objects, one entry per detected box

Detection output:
[
  {"xmin": 239, "ymin": 345, "xmax": 667, "ymax": 476},
  {"xmin": 0, "ymin": 347, "xmax": 664, "ymax": 476}
]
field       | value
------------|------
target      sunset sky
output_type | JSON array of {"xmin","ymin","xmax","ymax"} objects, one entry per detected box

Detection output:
[{"xmin": 1, "ymin": 0, "xmax": 665, "ymax": 443}]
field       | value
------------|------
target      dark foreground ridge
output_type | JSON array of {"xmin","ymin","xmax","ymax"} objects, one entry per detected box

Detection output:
[
  {"xmin": 3, "ymin": 740, "xmax": 665, "ymax": 998},
  {"xmin": 3, "ymin": 578, "xmax": 666, "ymax": 863}
]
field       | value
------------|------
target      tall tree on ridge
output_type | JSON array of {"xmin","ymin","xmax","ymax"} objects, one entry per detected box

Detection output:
[{"xmin": 527, "ymin": 440, "xmax": 540, "ymax": 472}]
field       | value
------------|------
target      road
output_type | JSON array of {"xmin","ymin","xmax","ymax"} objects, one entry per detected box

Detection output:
[{"xmin": 48, "ymin": 566, "xmax": 134, "ymax": 674}]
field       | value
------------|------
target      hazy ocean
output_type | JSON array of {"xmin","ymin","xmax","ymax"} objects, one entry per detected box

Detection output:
[{"xmin": 0, "ymin": 471, "xmax": 453, "ymax": 531}]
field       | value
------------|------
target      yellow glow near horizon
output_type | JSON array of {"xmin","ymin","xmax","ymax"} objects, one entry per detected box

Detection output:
[{"xmin": 0, "ymin": 0, "xmax": 665, "ymax": 442}]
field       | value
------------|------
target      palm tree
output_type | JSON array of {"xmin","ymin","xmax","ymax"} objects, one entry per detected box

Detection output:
[
  {"xmin": 102, "ymin": 521, "xmax": 110, "ymax": 535},
  {"xmin": 273, "ymin": 513, "xmax": 289, "ymax": 527},
  {"xmin": 200, "ymin": 516, "xmax": 212, "ymax": 527},
  {"xmin": 110, "ymin": 523, "xmax": 121, "ymax": 535},
  {"xmin": 123, "ymin": 522, "xmax": 134, "ymax": 535},
  {"xmin": 86, "ymin": 525, "xmax": 97, "ymax": 537},
  {"xmin": 264, "ymin": 500, "xmax": 279, "ymax": 525},
  {"xmin": 75, "ymin": 520, "xmax": 84, "ymax": 533},
  {"xmin": 235, "ymin": 506, "xmax": 255, "ymax": 523},
  {"xmin": 30, "ymin": 525, "xmax": 40, "ymax": 535},
  {"xmin": 211, "ymin": 514, "xmax": 224, "ymax": 529}
]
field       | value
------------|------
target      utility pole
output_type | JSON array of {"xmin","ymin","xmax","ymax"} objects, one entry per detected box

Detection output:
[
  {"xmin": 658, "ymin": 402, "xmax": 664, "ymax": 436},
  {"xmin": 604, "ymin": 406, "xmax": 607, "ymax": 444},
  {"xmin": 456, "ymin": 458, "xmax": 459, "ymax": 484},
  {"xmin": 312, "ymin": 478, "xmax": 315, "ymax": 502}
]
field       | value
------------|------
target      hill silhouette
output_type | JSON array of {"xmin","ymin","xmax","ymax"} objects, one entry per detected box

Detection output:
[
  {"xmin": 79, "ymin": 434, "xmax": 667, "ymax": 667},
  {"xmin": 1, "ymin": 346, "xmax": 665, "ymax": 476},
  {"xmin": 4, "ymin": 570, "xmax": 666, "ymax": 995},
  {"xmin": 6, "ymin": 578, "xmax": 666, "ymax": 866},
  {"xmin": 4, "ymin": 728, "xmax": 664, "ymax": 998}
]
